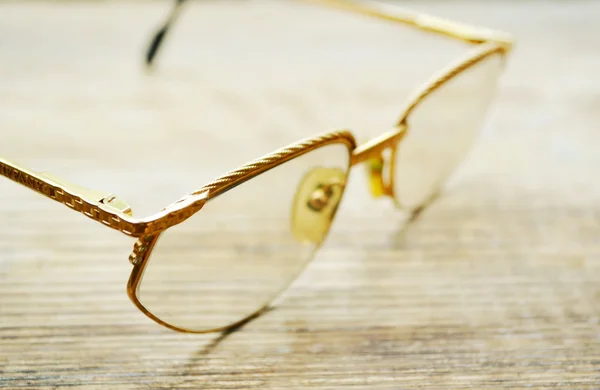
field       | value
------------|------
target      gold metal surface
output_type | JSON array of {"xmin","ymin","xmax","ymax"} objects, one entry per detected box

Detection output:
[{"xmin": 1, "ymin": 0, "xmax": 514, "ymax": 333}]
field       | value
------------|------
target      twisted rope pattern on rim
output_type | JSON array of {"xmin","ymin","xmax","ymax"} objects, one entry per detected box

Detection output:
[{"xmin": 192, "ymin": 130, "xmax": 356, "ymax": 200}]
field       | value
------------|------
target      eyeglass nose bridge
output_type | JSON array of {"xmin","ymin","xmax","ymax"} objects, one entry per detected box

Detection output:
[
  {"xmin": 351, "ymin": 124, "xmax": 407, "ymax": 199},
  {"xmin": 366, "ymin": 155, "xmax": 387, "ymax": 198}
]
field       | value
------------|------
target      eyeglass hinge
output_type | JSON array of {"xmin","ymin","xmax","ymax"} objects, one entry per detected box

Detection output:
[
  {"xmin": 100, "ymin": 195, "xmax": 133, "ymax": 216},
  {"xmin": 38, "ymin": 172, "xmax": 133, "ymax": 216}
]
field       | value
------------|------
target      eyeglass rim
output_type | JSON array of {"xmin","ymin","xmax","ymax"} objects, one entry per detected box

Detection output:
[
  {"xmin": 398, "ymin": 42, "xmax": 508, "ymax": 125},
  {"xmin": 126, "ymin": 133, "xmax": 356, "ymax": 333},
  {"xmin": 351, "ymin": 42, "xmax": 507, "ymax": 198}
]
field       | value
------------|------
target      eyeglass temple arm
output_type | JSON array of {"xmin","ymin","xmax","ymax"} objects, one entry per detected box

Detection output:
[
  {"xmin": 0, "ymin": 156, "xmax": 136, "ymax": 224},
  {"xmin": 303, "ymin": 0, "xmax": 513, "ymax": 50},
  {"xmin": 144, "ymin": 0, "xmax": 513, "ymax": 67},
  {"xmin": 0, "ymin": 157, "xmax": 209, "ymax": 238},
  {"xmin": 145, "ymin": 0, "xmax": 187, "ymax": 67}
]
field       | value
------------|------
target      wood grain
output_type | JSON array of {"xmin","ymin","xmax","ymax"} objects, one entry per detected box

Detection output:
[{"xmin": 1, "ymin": 1, "xmax": 600, "ymax": 388}]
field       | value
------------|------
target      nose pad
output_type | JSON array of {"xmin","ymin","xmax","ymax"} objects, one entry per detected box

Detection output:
[
  {"xmin": 291, "ymin": 167, "xmax": 346, "ymax": 244},
  {"xmin": 366, "ymin": 156, "xmax": 386, "ymax": 198}
]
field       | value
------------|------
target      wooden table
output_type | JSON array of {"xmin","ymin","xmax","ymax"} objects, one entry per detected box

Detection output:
[{"xmin": 1, "ymin": 1, "xmax": 599, "ymax": 388}]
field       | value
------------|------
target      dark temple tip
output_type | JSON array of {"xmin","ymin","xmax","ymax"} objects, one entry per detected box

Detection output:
[
  {"xmin": 145, "ymin": 27, "xmax": 168, "ymax": 67},
  {"xmin": 144, "ymin": 0, "xmax": 186, "ymax": 68}
]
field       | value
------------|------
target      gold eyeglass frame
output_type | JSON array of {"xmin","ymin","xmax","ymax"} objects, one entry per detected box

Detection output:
[{"xmin": 0, "ymin": 0, "xmax": 513, "ymax": 333}]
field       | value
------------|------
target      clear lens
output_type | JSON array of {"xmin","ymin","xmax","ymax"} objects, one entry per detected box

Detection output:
[
  {"xmin": 135, "ymin": 143, "xmax": 350, "ymax": 332},
  {"xmin": 393, "ymin": 52, "xmax": 505, "ymax": 210}
]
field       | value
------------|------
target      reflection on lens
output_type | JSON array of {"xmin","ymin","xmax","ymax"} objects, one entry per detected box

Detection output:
[
  {"xmin": 135, "ymin": 143, "xmax": 350, "ymax": 332},
  {"xmin": 393, "ymin": 52, "xmax": 505, "ymax": 210}
]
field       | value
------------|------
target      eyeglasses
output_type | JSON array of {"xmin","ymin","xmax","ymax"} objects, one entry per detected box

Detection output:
[{"xmin": 1, "ymin": 0, "xmax": 513, "ymax": 333}]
